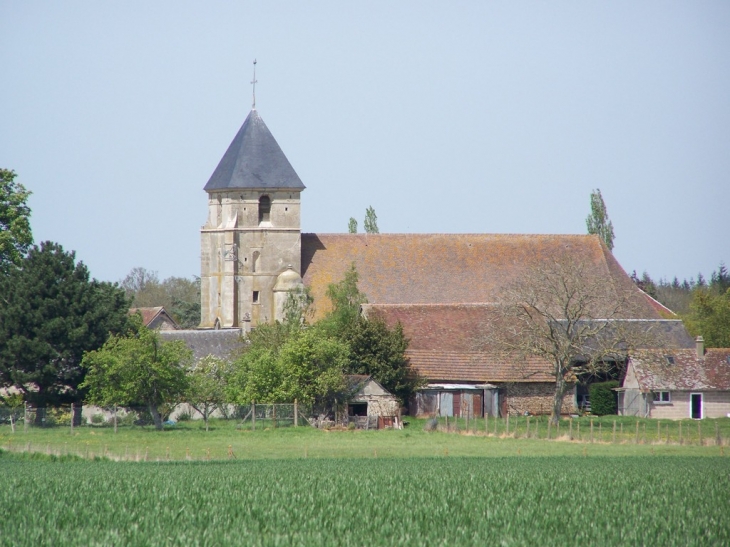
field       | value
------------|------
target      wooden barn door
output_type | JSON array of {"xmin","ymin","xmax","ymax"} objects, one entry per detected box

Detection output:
[{"xmin": 472, "ymin": 393, "xmax": 483, "ymax": 417}]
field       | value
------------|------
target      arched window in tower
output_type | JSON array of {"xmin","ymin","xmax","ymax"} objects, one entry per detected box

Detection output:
[
  {"xmin": 258, "ymin": 195, "xmax": 271, "ymax": 224},
  {"xmin": 252, "ymin": 251, "xmax": 260, "ymax": 273}
]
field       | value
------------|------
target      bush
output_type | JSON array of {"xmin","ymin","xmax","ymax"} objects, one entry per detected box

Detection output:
[
  {"xmin": 176, "ymin": 411, "xmax": 192, "ymax": 422},
  {"xmin": 589, "ymin": 381, "xmax": 619, "ymax": 416},
  {"xmin": 91, "ymin": 413, "xmax": 105, "ymax": 425}
]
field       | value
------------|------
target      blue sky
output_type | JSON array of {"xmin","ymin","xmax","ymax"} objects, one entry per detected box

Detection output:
[{"xmin": 1, "ymin": 2, "xmax": 728, "ymax": 284}]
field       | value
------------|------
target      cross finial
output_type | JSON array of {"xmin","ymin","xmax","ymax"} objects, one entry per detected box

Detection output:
[{"xmin": 251, "ymin": 59, "xmax": 258, "ymax": 109}]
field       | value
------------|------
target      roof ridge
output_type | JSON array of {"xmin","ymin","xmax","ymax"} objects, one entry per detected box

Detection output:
[{"xmin": 303, "ymin": 232, "xmax": 593, "ymax": 238}]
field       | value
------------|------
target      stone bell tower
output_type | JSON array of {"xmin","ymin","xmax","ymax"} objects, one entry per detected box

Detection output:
[{"xmin": 199, "ymin": 107, "xmax": 305, "ymax": 330}]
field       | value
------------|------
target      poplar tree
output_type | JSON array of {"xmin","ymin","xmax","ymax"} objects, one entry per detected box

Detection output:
[
  {"xmin": 586, "ymin": 189, "xmax": 615, "ymax": 251},
  {"xmin": 364, "ymin": 206, "xmax": 379, "ymax": 234}
]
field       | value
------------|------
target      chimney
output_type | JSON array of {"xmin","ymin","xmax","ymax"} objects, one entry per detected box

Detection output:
[{"xmin": 696, "ymin": 336, "xmax": 705, "ymax": 359}]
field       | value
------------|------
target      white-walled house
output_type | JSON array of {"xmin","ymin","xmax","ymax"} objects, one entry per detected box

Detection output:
[{"xmin": 618, "ymin": 338, "xmax": 730, "ymax": 420}]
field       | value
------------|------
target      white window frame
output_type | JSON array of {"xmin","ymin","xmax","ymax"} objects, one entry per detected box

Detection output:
[{"xmin": 652, "ymin": 391, "xmax": 671, "ymax": 404}]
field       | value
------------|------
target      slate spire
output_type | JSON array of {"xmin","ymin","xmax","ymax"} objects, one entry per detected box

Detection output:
[{"xmin": 203, "ymin": 109, "xmax": 305, "ymax": 191}]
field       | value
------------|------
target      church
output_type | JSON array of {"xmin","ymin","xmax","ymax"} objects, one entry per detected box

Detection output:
[{"xmin": 185, "ymin": 105, "xmax": 693, "ymax": 418}]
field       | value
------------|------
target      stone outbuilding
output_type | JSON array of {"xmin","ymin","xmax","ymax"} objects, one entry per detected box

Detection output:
[
  {"xmin": 346, "ymin": 375, "xmax": 400, "ymax": 429},
  {"xmin": 618, "ymin": 338, "xmax": 730, "ymax": 420}
]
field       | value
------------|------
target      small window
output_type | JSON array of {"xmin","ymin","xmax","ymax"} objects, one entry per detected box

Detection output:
[
  {"xmin": 253, "ymin": 291, "xmax": 260, "ymax": 304},
  {"xmin": 664, "ymin": 355, "xmax": 675, "ymax": 365},
  {"xmin": 258, "ymin": 195, "xmax": 271, "ymax": 224},
  {"xmin": 653, "ymin": 391, "xmax": 671, "ymax": 404}
]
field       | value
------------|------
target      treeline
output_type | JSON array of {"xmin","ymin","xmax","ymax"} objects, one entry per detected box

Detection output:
[
  {"xmin": 120, "ymin": 267, "xmax": 200, "ymax": 328},
  {"xmin": 632, "ymin": 263, "xmax": 730, "ymax": 347}
]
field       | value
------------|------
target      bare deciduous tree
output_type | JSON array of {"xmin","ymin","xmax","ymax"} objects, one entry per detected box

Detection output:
[{"xmin": 481, "ymin": 257, "xmax": 660, "ymax": 425}]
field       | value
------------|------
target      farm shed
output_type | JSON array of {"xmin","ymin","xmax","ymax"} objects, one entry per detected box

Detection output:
[
  {"xmin": 346, "ymin": 375, "xmax": 400, "ymax": 429},
  {"xmin": 618, "ymin": 338, "xmax": 730, "ymax": 420}
]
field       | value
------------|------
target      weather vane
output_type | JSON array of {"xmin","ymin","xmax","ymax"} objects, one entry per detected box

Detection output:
[{"xmin": 251, "ymin": 59, "xmax": 258, "ymax": 109}]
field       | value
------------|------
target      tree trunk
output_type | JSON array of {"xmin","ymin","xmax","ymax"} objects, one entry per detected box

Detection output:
[
  {"xmin": 550, "ymin": 376, "xmax": 569, "ymax": 426},
  {"xmin": 149, "ymin": 404, "xmax": 163, "ymax": 430}
]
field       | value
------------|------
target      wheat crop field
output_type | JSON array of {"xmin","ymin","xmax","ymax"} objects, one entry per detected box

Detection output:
[
  {"xmin": 1, "ymin": 418, "xmax": 730, "ymax": 546},
  {"xmin": 1, "ymin": 453, "xmax": 728, "ymax": 546}
]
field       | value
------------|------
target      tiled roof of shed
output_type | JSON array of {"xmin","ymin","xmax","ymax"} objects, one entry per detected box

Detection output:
[
  {"xmin": 406, "ymin": 350, "xmax": 554, "ymax": 383},
  {"xmin": 204, "ymin": 109, "xmax": 305, "ymax": 192},
  {"xmin": 629, "ymin": 349, "xmax": 730, "ymax": 392},
  {"xmin": 301, "ymin": 233, "xmax": 661, "ymax": 320},
  {"xmin": 366, "ymin": 303, "xmax": 554, "ymax": 383}
]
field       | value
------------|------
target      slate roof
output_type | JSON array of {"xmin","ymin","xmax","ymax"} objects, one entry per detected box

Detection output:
[
  {"xmin": 160, "ymin": 329, "xmax": 242, "ymax": 361},
  {"xmin": 302, "ymin": 233, "xmax": 662, "ymax": 320},
  {"xmin": 628, "ymin": 349, "xmax": 730, "ymax": 392},
  {"xmin": 204, "ymin": 109, "xmax": 305, "ymax": 192}
]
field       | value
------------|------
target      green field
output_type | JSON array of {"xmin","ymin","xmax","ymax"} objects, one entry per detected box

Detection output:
[
  {"xmin": 3, "ymin": 416, "xmax": 729, "ymax": 461},
  {"xmin": 1, "ymin": 453, "xmax": 728, "ymax": 546}
]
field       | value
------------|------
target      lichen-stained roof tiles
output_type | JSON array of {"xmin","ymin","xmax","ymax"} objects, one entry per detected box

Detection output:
[
  {"xmin": 302, "ymin": 233, "xmax": 662, "ymax": 320},
  {"xmin": 629, "ymin": 349, "xmax": 730, "ymax": 392},
  {"xmin": 365, "ymin": 303, "xmax": 555, "ymax": 383}
]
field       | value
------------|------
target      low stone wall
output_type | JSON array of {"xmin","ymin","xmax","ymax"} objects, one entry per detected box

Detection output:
[{"xmin": 503, "ymin": 383, "xmax": 575, "ymax": 416}]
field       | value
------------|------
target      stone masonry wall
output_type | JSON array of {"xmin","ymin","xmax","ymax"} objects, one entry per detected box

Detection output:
[{"xmin": 503, "ymin": 382, "xmax": 576, "ymax": 416}]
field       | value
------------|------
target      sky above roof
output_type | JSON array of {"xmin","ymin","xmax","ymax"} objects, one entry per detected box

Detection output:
[{"xmin": 1, "ymin": 2, "xmax": 728, "ymax": 284}]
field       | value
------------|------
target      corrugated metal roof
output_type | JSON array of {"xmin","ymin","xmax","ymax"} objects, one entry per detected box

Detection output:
[{"xmin": 204, "ymin": 109, "xmax": 305, "ymax": 192}]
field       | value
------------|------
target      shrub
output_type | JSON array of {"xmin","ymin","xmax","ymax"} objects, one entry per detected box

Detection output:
[
  {"xmin": 176, "ymin": 411, "xmax": 192, "ymax": 422},
  {"xmin": 91, "ymin": 413, "xmax": 105, "ymax": 425},
  {"xmin": 589, "ymin": 381, "xmax": 619, "ymax": 416}
]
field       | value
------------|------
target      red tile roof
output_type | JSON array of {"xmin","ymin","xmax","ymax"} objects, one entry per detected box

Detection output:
[
  {"xmin": 364, "ymin": 303, "xmax": 555, "ymax": 383},
  {"xmin": 301, "ymin": 233, "xmax": 661, "ymax": 320},
  {"xmin": 629, "ymin": 349, "xmax": 730, "ymax": 392}
]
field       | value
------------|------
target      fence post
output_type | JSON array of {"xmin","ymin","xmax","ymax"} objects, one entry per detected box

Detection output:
[
  {"xmin": 273, "ymin": 404, "xmax": 277, "ymax": 428},
  {"xmin": 716, "ymin": 422, "xmax": 721, "ymax": 446},
  {"xmin": 698, "ymin": 421, "xmax": 702, "ymax": 445},
  {"xmin": 635, "ymin": 420, "xmax": 640, "ymax": 444},
  {"xmin": 679, "ymin": 421, "xmax": 683, "ymax": 445},
  {"xmin": 569, "ymin": 418, "xmax": 573, "ymax": 441},
  {"xmin": 506, "ymin": 414, "xmax": 510, "ymax": 436},
  {"xmin": 252, "ymin": 402, "xmax": 256, "ymax": 431},
  {"xmin": 113, "ymin": 405, "xmax": 118, "ymax": 434},
  {"xmin": 485, "ymin": 412, "xmax": 489, "ymax": 435},
  {"xmin": 24, "ymin": 401, "xmax": 28, "ymax": 433},
  {"xmin": 547, "ymin": 419, "xmax": 551, "ymax": 440},
  {"xmin": 70, "ymin": 402, "xmax": 74, "ymax": 435},
  {"xmin": 612, "ymin": 420, "xmax": 616, "ymax": 444},
  {"xmin": 590, "ymin": 419, "xmax": 594, "ymax": 443},
  {"xmin": 294, "ymin": 399, "xmax": 298, "ymax": 428}
]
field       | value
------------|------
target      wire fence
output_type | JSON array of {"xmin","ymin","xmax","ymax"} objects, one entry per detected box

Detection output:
[{"xmin": 425, "ymin": 414, "xmax": 729, "ymax": 446}]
